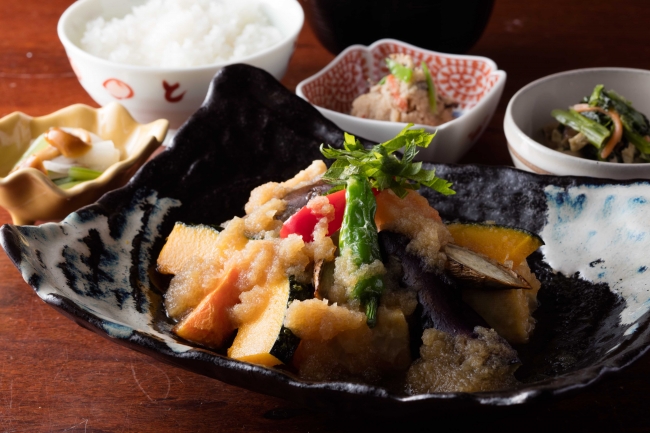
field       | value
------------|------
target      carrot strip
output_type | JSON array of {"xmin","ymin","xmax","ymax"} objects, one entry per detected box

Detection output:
[
  {"xmin": 386, "ymin": 74, "xmax": 408, "ymax": 111},
  {"xmin": 572, "ymin": 105, "xmax": 623, "ymax": 159}
]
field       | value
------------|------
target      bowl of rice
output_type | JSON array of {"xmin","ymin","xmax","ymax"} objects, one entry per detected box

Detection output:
[{"xmin": 58, "ymin": 0, "xmax": 304, "ymax": 129}]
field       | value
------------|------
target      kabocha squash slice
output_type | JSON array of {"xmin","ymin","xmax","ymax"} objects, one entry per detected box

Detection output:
[
  {"xmin": 173, "ymin": 267, "xmax": 240, "ymax": 348},
  {"xmin": 157, "ymin": 222, "xmax": 222, "ymax": 275},
  {"xmin": 228, "ymin": 277, "xmax": 314, "ymax": 367},
  {"xmin": 446, "ymin": 223, "xmax": 544, "ymax": 268},
  {"xmin": 158, "ymin": 221, "xmax": 247, "ymax": 319},
  {"xmin": 447, "ymin": 223, "xmax": 544, "ymax": 344}
]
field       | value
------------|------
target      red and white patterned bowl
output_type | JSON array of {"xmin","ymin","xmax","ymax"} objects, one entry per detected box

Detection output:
[{"xmin": 296, "ymin": 39, "xmax": 506, "ymax": 163}]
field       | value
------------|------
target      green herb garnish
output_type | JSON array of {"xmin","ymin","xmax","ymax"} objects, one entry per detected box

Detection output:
[
  {"xmin": 320, "ymin": 126, "xmax": 454, "ymax": 327},
  {"xmin": 319, "ymin": 124, "xmax": 455, "ymax": 198},
  {"xmin": 386, "ymin": 58, "xmax": 412, "ymax": 83},
  {"xmin": 53, "ymin": 177, "xmax": 85, "ymax": 189},
  {"xmin": 51, "ymin": 166, "xmax": 102, "ymax": 189},
  {"xmin": 587, "ymin": 84, "xmax": 604, "ymax": 107}
]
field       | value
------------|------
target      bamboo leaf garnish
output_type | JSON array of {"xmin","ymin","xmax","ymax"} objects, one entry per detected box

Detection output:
[{"xmin": 320, "ymin": 125, "xmax": 455, "ymax": 197}]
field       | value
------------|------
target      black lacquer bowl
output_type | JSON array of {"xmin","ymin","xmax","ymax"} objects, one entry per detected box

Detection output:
[
  {"xmin": 302, "ymin": 0, "xmax": 494, "ymax": 55},
  {"xmin": 3, "ymin": 65, "xmax": 650, "ymax": 418}
]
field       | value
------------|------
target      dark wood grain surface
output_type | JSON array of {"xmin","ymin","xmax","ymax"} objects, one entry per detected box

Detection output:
[{"xmin": 1, "ymin": 1, "xmax": 650, "ymax": 432}]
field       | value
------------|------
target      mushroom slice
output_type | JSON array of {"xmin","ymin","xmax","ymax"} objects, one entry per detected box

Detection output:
[
  {"xmin": 444, "ymin": 244, "xmax": 531, "ymax": 290},
  {"xmin": 276, "ymin": 180, "xmax": 330, "ymax": 222},
  {"xmin": 45, "ymin": 127, "xmax": 92, "ymax": 158},
  {"xmin": 313, "ymin": 259, "xmax": 334, "ymax": 300}
]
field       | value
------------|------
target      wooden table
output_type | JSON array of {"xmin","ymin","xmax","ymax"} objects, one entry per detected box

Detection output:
[{"xmin": 1, "ymin": 1, "xmax": 650, "ymax": 431}]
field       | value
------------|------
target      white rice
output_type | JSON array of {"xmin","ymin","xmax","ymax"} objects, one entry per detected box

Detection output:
[{"xmin": 80, "ymin": 0, "xmax": 283, "ymax": 67}]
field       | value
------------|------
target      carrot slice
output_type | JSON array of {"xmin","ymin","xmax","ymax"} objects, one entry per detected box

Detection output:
[
  {"xmin": 386, "ymin": 74, "xmax": 408, "ymax": 112},
  {"xmin": 375, "ymin": 189, "xmax": 442, "ymax": 230},
  {"xmin": 572, "ymin": 104, "xmax": 623, "ymax": 159},
  {"xmin": 173, "ymin": 267, "xmax": 240, "ymax": 348}
]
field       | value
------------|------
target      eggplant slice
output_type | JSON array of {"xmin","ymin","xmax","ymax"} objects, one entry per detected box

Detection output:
[{"xmin": 378, "ymin": 231, "xmax": 487, "ymax": 336}]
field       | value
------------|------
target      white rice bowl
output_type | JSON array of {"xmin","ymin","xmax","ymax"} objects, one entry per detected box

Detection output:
[{"xmin": 80, "ymin": 0, "xmax": 283, "ymax": 68}]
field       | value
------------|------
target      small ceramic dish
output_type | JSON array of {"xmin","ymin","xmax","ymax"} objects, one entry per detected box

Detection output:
[
  {"xmin": 296, "ymin": 39, "xmax": 506, "ymax": 163},
  {"xmin": 505, "ymin": 67, "xmax": 650, "ymax": 179},
  {"xmin": 58, "ymin": 0, "xmax": 304, "ymax": 129},
  {"xmin": 0, "ymin": 102, "xmax": 168, "ymax": 225},
  {"xmin": 2, "ymin": 65, "xmax": 650, "ymax": 418}
]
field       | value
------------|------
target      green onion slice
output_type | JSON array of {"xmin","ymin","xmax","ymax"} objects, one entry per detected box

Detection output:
[
  {"xmin": 69, "ymin": 166, "xmax": 102, "ymax": 181},
  {"xmin": 421, "ymin": 61, "xmax": 437, "ymax": 114},
  {"xmin": 13, "ymin": 133, "xmax": 50, "ymax": 170}
]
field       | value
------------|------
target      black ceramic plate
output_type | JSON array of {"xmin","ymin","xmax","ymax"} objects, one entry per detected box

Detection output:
[{"xmin": 2, "ymin": 65, "xmax": 650, "ymax": 418}]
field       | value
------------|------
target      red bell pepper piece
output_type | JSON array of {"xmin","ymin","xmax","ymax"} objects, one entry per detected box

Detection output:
[
  {"xmin": 326, "ymin": 188, "xmax": 347, "ymax": 236},
  {"xmin": 280, "ymin": 188, "xmax": 380, "ymax": 242},
  {"xmin": 280, "ymin": 206, "xmax": 319, "ymax": 242},
  {"xmin": 280, "ymin": 189, "xmax": 346, "ymax": 242}
]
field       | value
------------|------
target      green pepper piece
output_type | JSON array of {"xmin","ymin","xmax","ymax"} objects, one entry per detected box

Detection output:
[
  {"xmin": 339, "ymin": 175, "xmax": 384, "ymax": 327},
  {"xmin": 551, "ymin": 108, "xmax": 611, "ymax": 149},
  {"xmin": 421, "ymin": 61, "xmax": 437, "ymax": 114}
]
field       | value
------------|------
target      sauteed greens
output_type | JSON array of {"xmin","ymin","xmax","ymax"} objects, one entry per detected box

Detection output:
[{"xmin": 549, "ymin": 85, "xmax": 650, "ymax": 162}]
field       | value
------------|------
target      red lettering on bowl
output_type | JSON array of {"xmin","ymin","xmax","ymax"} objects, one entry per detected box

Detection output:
[
  {"xmin": 103, "ymin": 78, "xmax": 134, "ymax": 100},
  {"xmin": 163, "ymin": 80, "xmax": 186, "ymax": 103}
]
